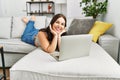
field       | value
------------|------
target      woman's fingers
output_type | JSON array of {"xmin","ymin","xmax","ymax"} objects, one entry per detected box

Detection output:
[{"xmin": 49, "ymin": 24, "xmax": 57, "ymax": 36}]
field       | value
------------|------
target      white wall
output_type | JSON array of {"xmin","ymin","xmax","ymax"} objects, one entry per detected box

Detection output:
[
  {"xmin": 55, "ymin": 0, "xmax": 67, "ymax": 16},
  {"xmin": 67, "ymin": 0, "xmax": 83, "ymax": 18},
  {"xmin": 0, "ymin": 0, "xmax": 27, "ymax": 16},
  {"xmin": 0, "ymin": 0, "xmax": 4, "ymax": 16},
  {"xmin": 104, "ymin": 0, "xmax": 120, "ymax": 38}
]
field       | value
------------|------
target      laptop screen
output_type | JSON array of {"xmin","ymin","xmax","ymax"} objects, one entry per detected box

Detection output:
[{"xmin": 59, "ymin": 34, "xmax": 92, "ymax": 61}]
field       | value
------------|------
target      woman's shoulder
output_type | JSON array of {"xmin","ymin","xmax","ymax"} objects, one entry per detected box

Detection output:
[
  {"xmin": 39, "ymin": 31, "xmax": 46, "ymax": 34},
  {"xmin": 39, "ymin": 27, "xmax": 47, "ymax": 32},
  {"xmin": 38, "ymin": 31, "xmax": 47, "ymax": 37}
]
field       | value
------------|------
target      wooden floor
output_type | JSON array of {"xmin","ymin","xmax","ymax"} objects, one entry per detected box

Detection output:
[{"xmin": 0, "ymin": 68, "xmax": 10, "ymax": 80}]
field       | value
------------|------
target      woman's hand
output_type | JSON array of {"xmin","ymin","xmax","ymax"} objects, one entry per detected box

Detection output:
[
  {"xmin": 49, "ymin": 24, "xmax": 57, "ymax": 36},
  {"xmin": 50, "ymin": 24, "xmax": 66, "ymax": 38},
  {"xmin": 58, "ymin": 28, "xmax": 66, "ymax": 37}
]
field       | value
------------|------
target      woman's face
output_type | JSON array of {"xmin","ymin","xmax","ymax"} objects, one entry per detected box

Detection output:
[{"xmin": 52, "ymin": 17, "xmax": 65, "ymax": 34}]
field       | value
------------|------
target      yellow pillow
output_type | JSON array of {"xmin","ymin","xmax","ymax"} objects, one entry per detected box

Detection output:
[{"xmin": 89, "ymin": 21, "xmax": 112, "ymax": 42}]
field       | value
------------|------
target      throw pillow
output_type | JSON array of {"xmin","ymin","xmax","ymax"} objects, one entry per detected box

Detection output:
[
  {"xmin": 89, "ymin": 21, "xmax": 112, "ymax": 42},
  {"xmin": 67, "ymin": 18, "xmax": 95, "ymax": 35}
]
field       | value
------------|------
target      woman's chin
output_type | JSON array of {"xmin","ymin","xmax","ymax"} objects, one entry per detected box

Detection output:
[{"xmin": 56, "ymin": 31, "xmax": 61, "ymax": 34}]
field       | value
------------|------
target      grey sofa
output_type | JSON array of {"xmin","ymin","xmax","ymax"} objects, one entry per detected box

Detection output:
[{"xmin": 0, "ymin": 16, "xmax": 119, "ymax": 67}]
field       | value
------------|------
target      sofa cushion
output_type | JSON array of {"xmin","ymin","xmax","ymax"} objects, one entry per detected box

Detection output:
[
  {"xmin": 10, "ymin": 43, "xmax": 120, "ymax": 80},
  {"xmin": 67, "ymin": 17, "xmax": 94, "ymax": 35},
  {"xmin": 0, "ymin": 17, "xmax": 12, "ymax": 38},
  {"xmin": 35, "ymin": 16, "xmax": 46, "ymax": 29},
  {"xmin": 98, "ymin": 34, "xmax": 119, "ymax": 61},
  {"xmin": 0, "ymin": 38, "xmax": 36, "ymax": 53},
  {"xmin": 89, "ymin": 21, "xmax": 112, "ymax": 42},
  {"xmin": 12, "ymin": 16, "xmax": 46, "ymax": 38}
]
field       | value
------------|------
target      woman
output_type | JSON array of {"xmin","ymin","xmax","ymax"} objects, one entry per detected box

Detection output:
[{"xmin": 21, "ymin": 14, "xmax": 67, "ymax": 53}]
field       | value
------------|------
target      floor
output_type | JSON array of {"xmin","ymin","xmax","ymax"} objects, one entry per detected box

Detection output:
[{"xmin": 0, "ymin": 68, "xmax": 10, "ymax": 80}]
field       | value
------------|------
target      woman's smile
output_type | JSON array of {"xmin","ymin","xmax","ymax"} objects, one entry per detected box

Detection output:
[{"xmin": 55, "ymin": 26, "xmax": 62, "ymax": 33}]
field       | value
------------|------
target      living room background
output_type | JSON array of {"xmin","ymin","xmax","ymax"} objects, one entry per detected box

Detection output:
[{"xmin": 0, "ymin": 0, "xmax": 120, "ymax": 61}]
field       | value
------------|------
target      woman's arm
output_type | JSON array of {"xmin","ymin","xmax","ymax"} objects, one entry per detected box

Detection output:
[
  {"xmin": 38, "ymin": 31, "xmax": 58, "ymax": 53},
  {"xmin": 57, "ymin": 36, "xmax": 61, "ymax": 51},
  {"xmin": 57, "ymin": 29, "xmax": 66, "ymax": 51}
]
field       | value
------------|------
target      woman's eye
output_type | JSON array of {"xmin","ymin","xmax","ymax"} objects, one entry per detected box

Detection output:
[
  {"xmin": 55, "ymin": 21, "xmax": 65, "ymax": 26},
  {"xmin": 61, "ymin": 23, "xmax": 65, "ymax": 26},
  {"xmin": 56, "ymin": 21, "xmax": 59, "ymax": 24}
]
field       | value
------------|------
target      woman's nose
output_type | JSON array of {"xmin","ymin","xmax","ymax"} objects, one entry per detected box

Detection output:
[{"xmin": 58, "ymin": 23, "xmax": 62, "ymax": 27}]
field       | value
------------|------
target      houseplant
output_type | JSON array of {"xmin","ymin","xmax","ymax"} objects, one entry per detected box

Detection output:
[{"xmin": 80, "ymin": 0, "xmax": 108, "ymax": 19}]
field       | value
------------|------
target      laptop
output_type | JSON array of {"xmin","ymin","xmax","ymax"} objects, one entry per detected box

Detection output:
[{"xmin": 59, "ymin": 34, "xmax": 92, "ymax": 61}]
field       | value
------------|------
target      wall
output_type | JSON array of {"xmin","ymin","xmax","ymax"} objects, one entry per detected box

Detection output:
[
  {"xmin": 103, "ymin": 0, "xmax": 120, "ymax": 63},
  {"xmin": 67, "ymin": 0, "xmax": 83, "ymax": 18},
  {"xmin": 0, "ymin": 0, "xmax": 27, "ymax": 16},
  {"xmin": 0, "ymin": 0, "xmax": 4, "ymax": 16},
  {"xmin": 0, "ymin": 0, "xmax": 66, "ymax": 17},
  {"xmin": 104, "ymin": 0, "xmax": 120, "ymax": 38}
]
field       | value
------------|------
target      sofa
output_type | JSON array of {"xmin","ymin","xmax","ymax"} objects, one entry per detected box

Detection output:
[{"xmin": 0, "ymin": 16, "xmax": 119, "ymax": 67}]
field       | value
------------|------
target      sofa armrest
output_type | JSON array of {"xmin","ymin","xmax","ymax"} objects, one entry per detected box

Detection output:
[{"xmin": 98, "ymin": 34, "xmax": 119, "ymax": 62}]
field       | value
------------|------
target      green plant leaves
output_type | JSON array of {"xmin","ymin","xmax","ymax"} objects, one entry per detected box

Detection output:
[{"xmin": 80, "ymin": 0, "xmax": 108, "ymax": 19}]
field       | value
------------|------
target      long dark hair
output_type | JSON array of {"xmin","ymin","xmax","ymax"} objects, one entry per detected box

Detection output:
[{"xmin": 39, "ymin": 14, "xmax": 67, "ymax": 43}]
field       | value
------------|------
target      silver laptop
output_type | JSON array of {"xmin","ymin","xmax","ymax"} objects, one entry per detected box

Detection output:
[{"xmin": 59, "ymin": 34, "xmax": 92, "ymax": 61}]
